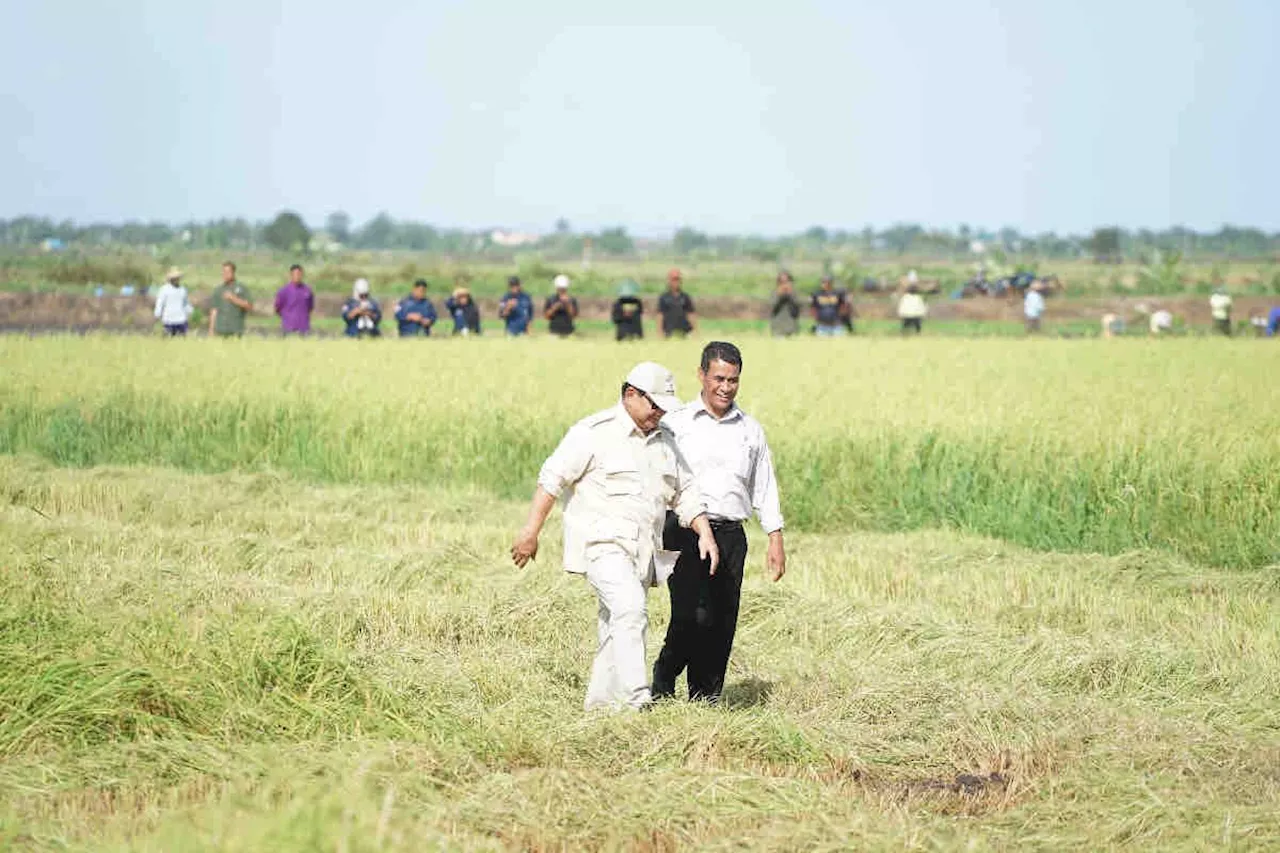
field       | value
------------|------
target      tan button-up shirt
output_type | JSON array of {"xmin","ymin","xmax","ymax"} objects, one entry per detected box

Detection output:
[
  {"xmin": 662, "ymin": 397, "xmax": 784, "ymax": 534},
  {"xmin": 538, "ymin": 404, "xmax": 705, "ymax": 586}
]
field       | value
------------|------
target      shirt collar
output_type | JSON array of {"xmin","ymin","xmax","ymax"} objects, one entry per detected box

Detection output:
[{"xmin": 691, "ymin": 394, "xmax": 742, "ymax": 423}]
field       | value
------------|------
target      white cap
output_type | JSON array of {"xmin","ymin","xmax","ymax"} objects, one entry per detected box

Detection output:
[
  {"xmin": 907, "ymin": 269, "xmax": 919, "ymax": 284},
  {"xmin": 354, "ymin": 278, "xmax": 370, "ymax": 295},
  {"xmin": 554, "ymin": 274, "xmax": 570, "ymax": 290},
  {"xmin": 624, "ymin": 361, "xmax": 681, "ymax": 413}
]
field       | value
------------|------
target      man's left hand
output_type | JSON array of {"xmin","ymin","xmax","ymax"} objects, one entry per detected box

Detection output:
[{"xmin": 766, "ymin": 532, "xmax": 786, "ymax": 582}]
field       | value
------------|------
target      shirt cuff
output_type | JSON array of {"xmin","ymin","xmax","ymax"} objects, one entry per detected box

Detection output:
[
  {"xmin": 537, "ymin": 468, "xmax": 567, "ymax": 499},
  {"xmin": 674, "ymin": 500, "xmax": 707, "ymax": 528}
]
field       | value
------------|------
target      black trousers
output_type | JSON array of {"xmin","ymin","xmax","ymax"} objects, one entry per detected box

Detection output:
[{"xmin": 652, "ymin": 512, "xmax": 748, "ymax": 701}]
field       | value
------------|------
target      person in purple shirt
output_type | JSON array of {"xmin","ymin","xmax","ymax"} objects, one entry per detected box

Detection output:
[
  {"xmin": 1268, "ymin": 306, "xmax": 1280, "ymax": 337},
  {"xmin": 274, "ymin": 264, "xmax": 315, "ymax": 335}
]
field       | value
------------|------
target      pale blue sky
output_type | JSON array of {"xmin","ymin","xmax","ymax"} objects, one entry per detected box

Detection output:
[{"xmin": 2, "ymin": 0, "xmax": 1276, "ymax": 235}]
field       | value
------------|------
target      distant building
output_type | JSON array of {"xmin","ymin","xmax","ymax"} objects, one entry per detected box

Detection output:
[
  {"xmin": 489, "ymin": 229, "xmax": 540, "ymax": 248},
  {"xmin": 41, "ymin": 238, "xmax": 65, "ymax": 253}
]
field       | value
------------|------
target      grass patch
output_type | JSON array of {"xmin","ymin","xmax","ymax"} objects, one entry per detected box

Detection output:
[{"xmin": 1, "ymin": 460, "xmax": 1279, "ymax": 848}]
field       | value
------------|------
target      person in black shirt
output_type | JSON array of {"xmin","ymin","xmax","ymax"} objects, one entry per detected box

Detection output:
[
  {"xmin": 658, "ymin": 268, "xmax": 696, "ymax": 337},
  {"xmin": 811, "ymin": 275, "xmax": 851, "ymax": 336},
  {"xmin": 544, "ymin": 274, "xmax": 579, "ymax": 337},
  {"xmin": 611, "ymin": 279, "xmax": 645, "ymax": 341}
]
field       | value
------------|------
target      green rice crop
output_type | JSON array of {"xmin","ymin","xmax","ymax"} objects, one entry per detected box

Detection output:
[{"xmin": 2, "ymin": 336, "xmax": 1276, "ymax": 568}]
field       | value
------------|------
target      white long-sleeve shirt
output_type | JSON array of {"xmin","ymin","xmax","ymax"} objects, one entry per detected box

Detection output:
[
  {"xmin": 662, "ymin": 396, "xmax": 784, "ymax": 534},
  {"xmin": 154, "ymin": 283, "xmax": 193, "ymax": 325}
]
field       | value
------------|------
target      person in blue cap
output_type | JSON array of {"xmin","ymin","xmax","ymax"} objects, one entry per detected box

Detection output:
[{"xmin": 394, "ymin": 279, "xmax": 438, "ymax": 337}]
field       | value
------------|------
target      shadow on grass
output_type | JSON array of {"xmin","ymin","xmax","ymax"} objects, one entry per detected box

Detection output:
[{"xmin": 720, "ymin": 677, "xmax": 774, "ymax": 709}]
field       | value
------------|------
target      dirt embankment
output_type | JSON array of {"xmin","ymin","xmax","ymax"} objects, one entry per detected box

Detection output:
[{"xmin": 1, "ymin": 290, "xmax": 1276, "ymax": 331}]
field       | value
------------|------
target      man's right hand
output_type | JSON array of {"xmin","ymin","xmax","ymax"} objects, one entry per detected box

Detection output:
[
  {"xmin": 511, "ymin": 527, "xmax": 539, "ymax": 568},
  {"xmin": 698, "ymin": 532, "xmax": 720, "ymax": 576}
]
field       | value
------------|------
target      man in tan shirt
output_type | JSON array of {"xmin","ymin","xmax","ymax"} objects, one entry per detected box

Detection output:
[{"xmin": 511, "ymin": 362, "xmax": 719, "ymax": 711}]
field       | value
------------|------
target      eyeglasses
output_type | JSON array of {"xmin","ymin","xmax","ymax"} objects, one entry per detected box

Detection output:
[{"xmin": 626, "ymin": 385, "xmax": 665, "ymax": 416}]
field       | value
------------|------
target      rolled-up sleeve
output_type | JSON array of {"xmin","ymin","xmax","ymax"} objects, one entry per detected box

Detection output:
[
  {"xmin": 670, "ymin": 444, "xmax": 706, "ymax": 527},
  {"xmin": 751, "ymin": 426, "xmax": 784, "ymax": 534},
  {"xmin": 537, "ymin": 424, "xmax": 593, "ymax": 498}
]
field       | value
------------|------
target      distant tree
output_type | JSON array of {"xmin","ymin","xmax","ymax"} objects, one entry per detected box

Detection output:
[
  {"xmin": 881, "ymin": 223, "xmax": 923, "ymax": 255},
  {"xmin": 672, "ymin": 226, "xmax": 709, "ymax": 255},
  {"xmin": 804, "ymin": 226, "xmax": 829, "ymax": 244},
  {"xmin": 325, "ymin": 211, "xmax": 352, "ymax": 244},
  {"xmin": 594, "ymin": 226, "xmax": 633, "ymax": 255},
  {"xmin": 1088, "ymin": 227, "xmax": 1122, "ymax": 263},
  {"xmin": 554, "ymin": 217, "xmax": 571, "ymax": 234},
  {"xmin": 355, "ymin": 212, "xmax": 396, "ymax": 249},
  {"xmin": 399, "ymin": 222, "xmax": 439, "ymax": 250},
  {"xmin": 263, "ymin": 211, "xmax": 311, "ymax": 253}
]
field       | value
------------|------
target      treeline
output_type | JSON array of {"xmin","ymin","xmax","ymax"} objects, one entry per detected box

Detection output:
[{"xmin": 2, "ymin": 212, "xmax": 1277, "ymax": 261}]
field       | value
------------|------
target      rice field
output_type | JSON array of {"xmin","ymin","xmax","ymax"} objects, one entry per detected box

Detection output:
[{"xmin": 1, "ymin": 334, "xmax": 1278, "ymax": 849}]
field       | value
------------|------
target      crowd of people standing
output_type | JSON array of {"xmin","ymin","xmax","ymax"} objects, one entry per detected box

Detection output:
[{"xmin": 153, "ymin": 262, "xmax": 1280, "ymax": 340}]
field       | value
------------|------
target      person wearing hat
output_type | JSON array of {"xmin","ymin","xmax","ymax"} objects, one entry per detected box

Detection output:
[
  {"xmin": 511, "ymin": 362, "xmax": 719, "ymax": 712},
  {"xmin": 341, "ymin": 278, "xmax": 382, "ymax": 338},
  {"xmin": 811, "ymin": 275, "xmax": 850, "ymax": 336},
  {"xmin": 445, "ymin": 286, "xmax": 481, "ymax": 335},
  {"xmin": 395, "ymin": 279, "xmax": 438, "ymax": 337},
  {"xmin": 153, "ymin": 267, "xmax": 193, "ymax": 336},
  {"xmin": 611, "ymin": 279, "xmax": 645, "ymax": 341},
  {"xmin": 499, "ymin": 275, "xmax": 535, "ymax": 336},
  {"xmin": 897, "ymin": 283, "xmax": 927, "ymax": 335},
  {"xmin": 274, "ymin": 264, "xmax": 315, "ymax": 335},
  {"xmin": 653, "ymin": 341, "xmax": 785, "ymax": 704},
  {"xmin": 1024, "ymin": 280, "xmax": 1047, "ymax": 334},
  {"xmin": 209, "ymin": 261, "xmax": 254, "ymax": 337},
  {"xmin": 543, "ymin": 274, "xmax": 579, "ymax": 337},
  {"xmin": 658, "ymin": 269, "xmax": 696, "ymax": 338}
]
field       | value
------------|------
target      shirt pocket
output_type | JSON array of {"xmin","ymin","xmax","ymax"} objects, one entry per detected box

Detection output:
[{"xmin": 602, "ymin": 460, "xmax": 642, "ymax": 496}]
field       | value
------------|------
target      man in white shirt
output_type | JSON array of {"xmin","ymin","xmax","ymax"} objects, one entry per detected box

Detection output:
[
  {"xmin": 1210, "ymin": 287, "xmax": 1233, "ymax": 336},
  {"xmin": 1024, "ymin": 282, "xmax": 1046, "ymax": 334},
  {"xmin": 153, "ymin": 267, "xmax": 193, "ymax": 336},
  {"xmin": 897, "ymin": 284, "xmax": 927, "ymax": 335},
  {"xmin": 511, "ymin": 362, "xmax": 719, "ymax": 711},
  {"xmin": 653, "ymin": 342, "xmax": 786, "ymax": 703}
]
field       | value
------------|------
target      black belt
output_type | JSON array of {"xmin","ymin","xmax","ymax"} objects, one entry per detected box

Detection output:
[{"xmin": 708, "ymin": 518, "xmax": 743, "ymax": 531}]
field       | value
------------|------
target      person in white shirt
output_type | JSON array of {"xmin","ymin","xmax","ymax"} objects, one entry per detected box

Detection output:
[
  {"xmin": 153, "ymin": 267, "xmax": 193, "ymax": 336},
  {"xmin": 897, "ymin": 284, "xmax": 928, "ymax": 335},
  {"xmin": 511, "ymin": 362, "xmax": 719, "ymax": 712},
  {"xmin": 1209, "ymin": 287, "xmax": 1233, "ymax": 336},
  {"xmin": 1149, "ymin": 309, "xmax": 1174, "ymax": 336},
  {"xmin": 653, "ymin": 341, "xmax": 785, "ymax": 703},
  {"xmin": 1024, "ymin": 281, "xmax": 1047, "ymax": 334}
]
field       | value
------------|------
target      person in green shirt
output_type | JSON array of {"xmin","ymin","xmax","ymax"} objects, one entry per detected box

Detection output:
[{"xmin": 209, "ymin": 261, "xmax": 253, "ymax": 337}]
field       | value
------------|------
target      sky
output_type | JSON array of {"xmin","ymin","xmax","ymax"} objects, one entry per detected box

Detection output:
[{"xmin": 2, "ymin": 0, "xmax": 1277, "ymax": 235}]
